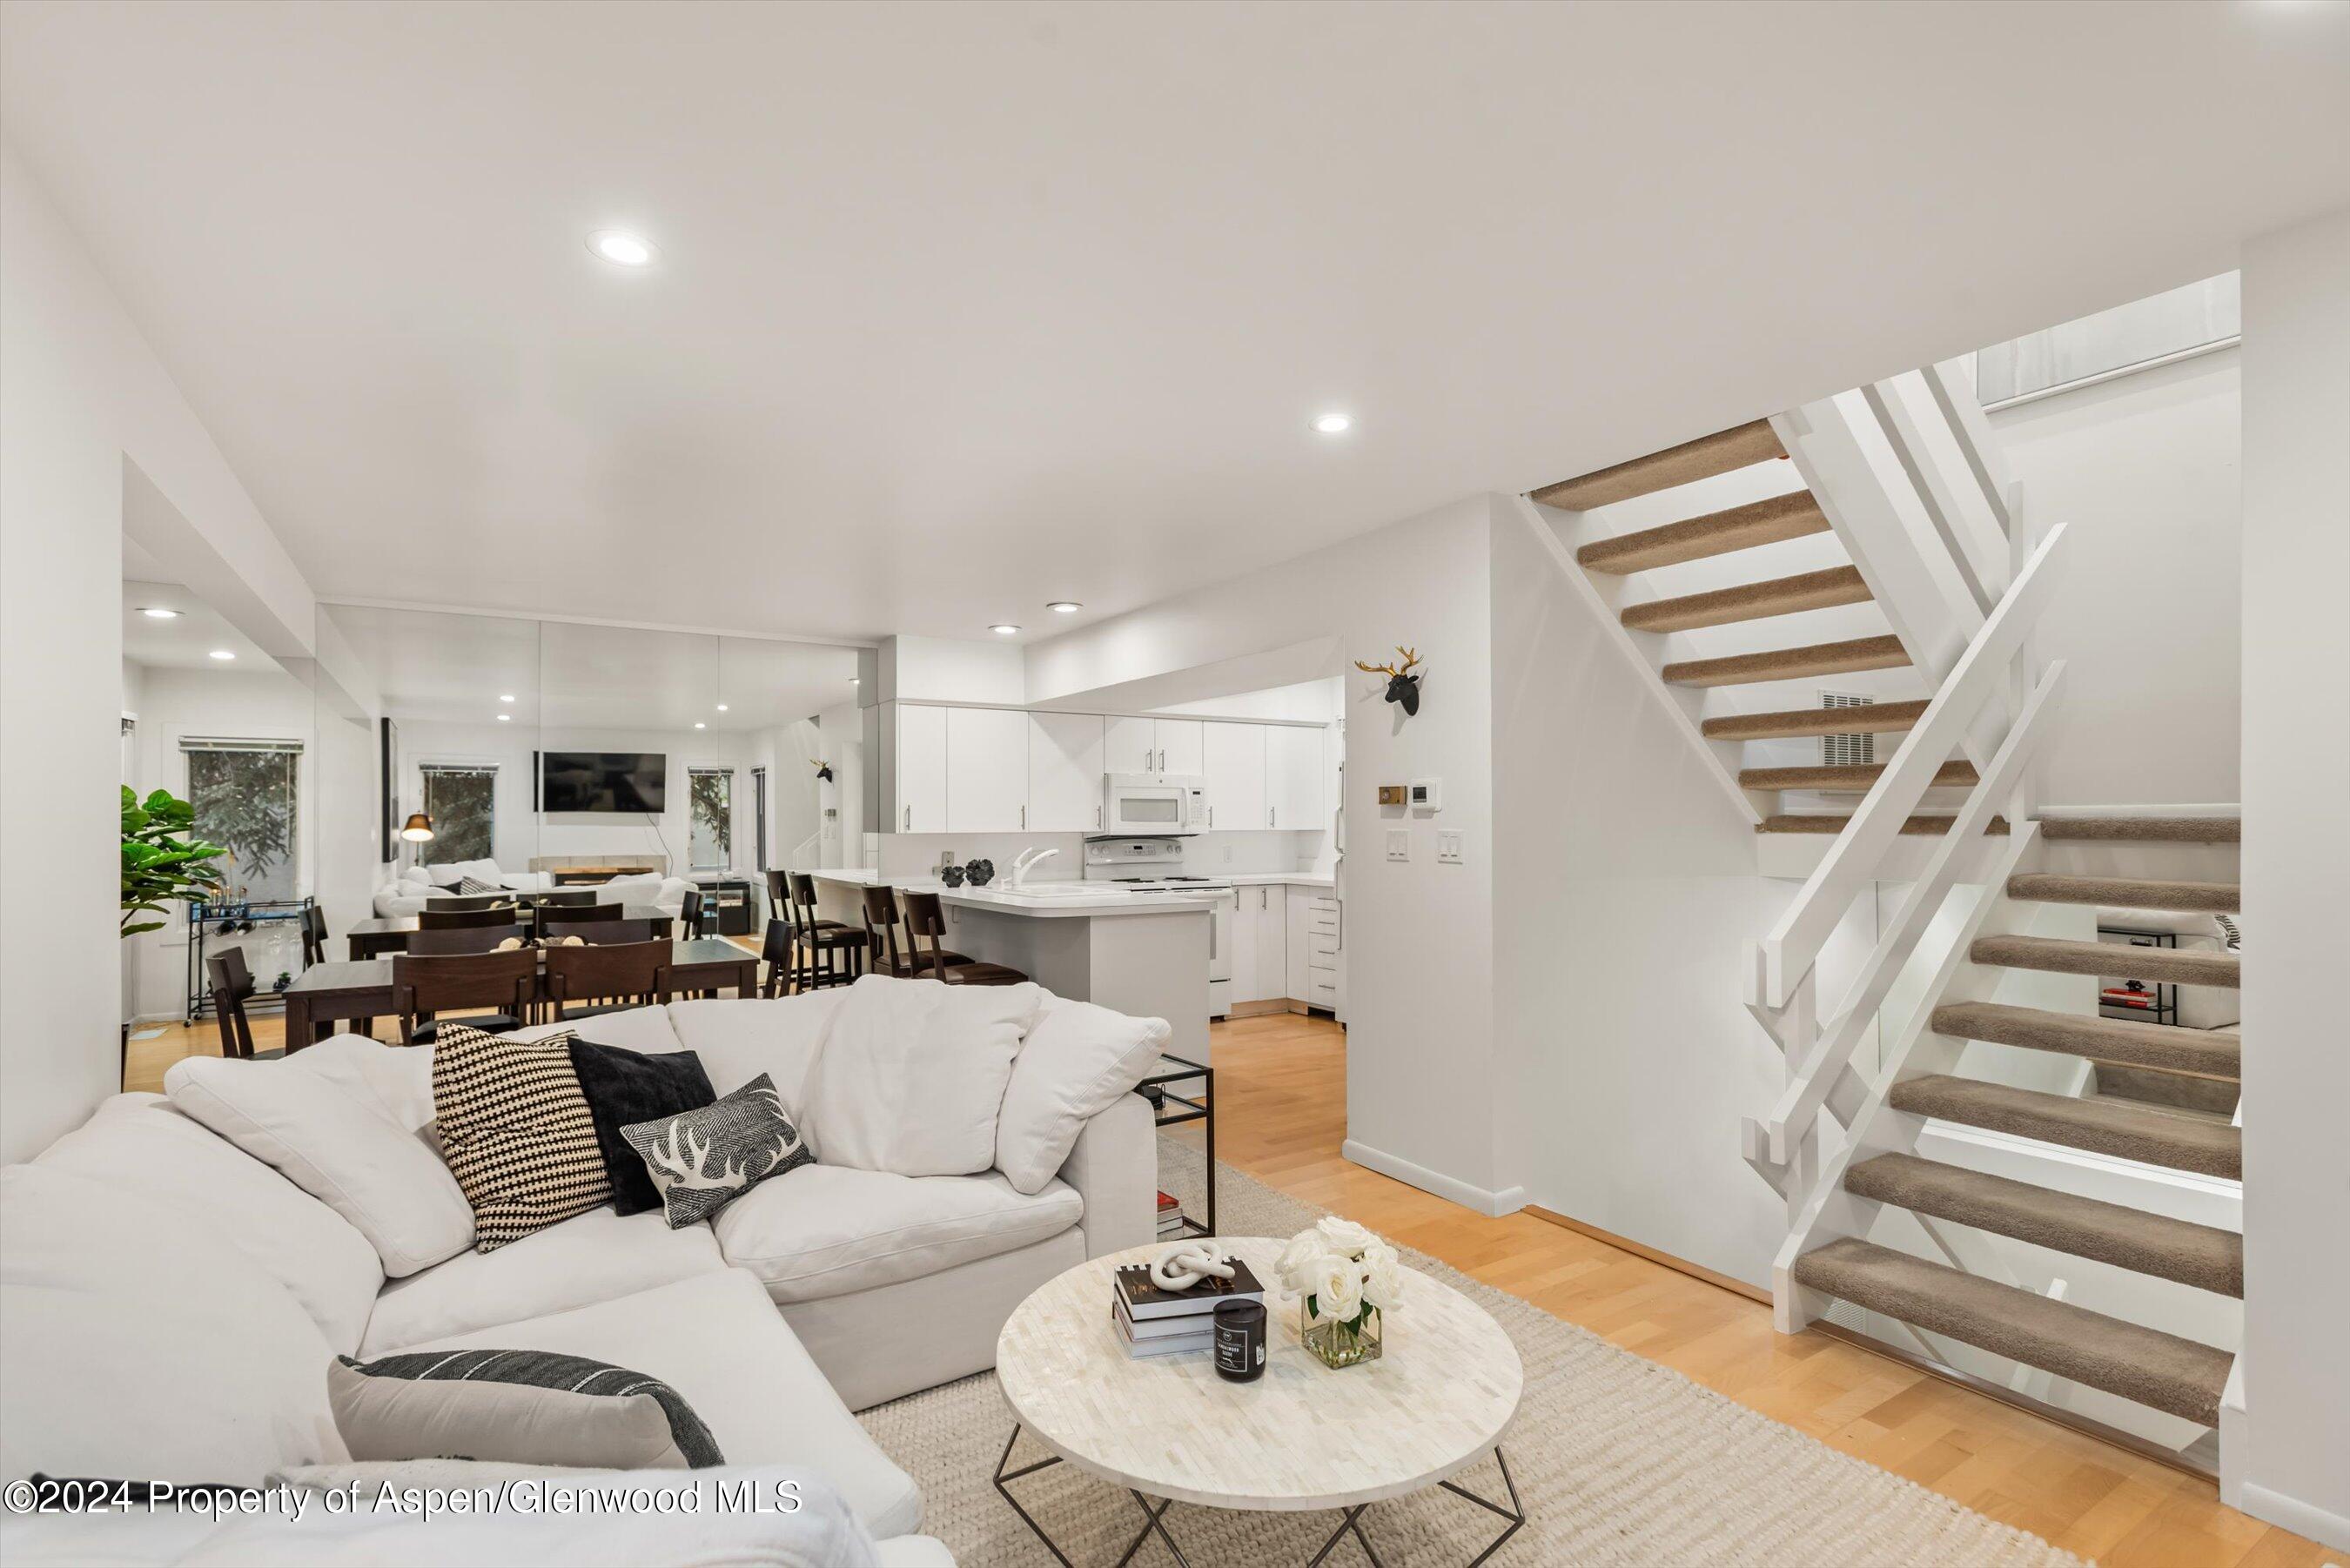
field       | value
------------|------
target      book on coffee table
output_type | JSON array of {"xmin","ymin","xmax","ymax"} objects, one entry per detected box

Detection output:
[
  {"xmin": 1112, "ymin": 1257, "xmax": 1265, "ymax": 1322},
  {"xmin": 1111, "ymin": 1303, "xmax": 1215, "ymax": 1358}
]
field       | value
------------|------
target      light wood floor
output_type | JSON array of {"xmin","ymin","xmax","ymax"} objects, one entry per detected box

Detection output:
[{"xmin": 124, "ymin": 1007, "xmax": 2325, "ymax": 1565}]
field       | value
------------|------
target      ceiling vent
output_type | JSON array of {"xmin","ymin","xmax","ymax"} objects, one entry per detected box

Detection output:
[{"xmin": 1821, "ymin": 692, "xmax": 1875, "ymax": 767}]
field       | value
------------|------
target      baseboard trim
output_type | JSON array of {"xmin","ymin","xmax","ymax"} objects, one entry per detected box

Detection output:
[
  {"xmin": 2237, "ymin": 1482, "xmax": 2350, "ymax": 1552},
  {"xmin": 1340, "ymin": 1139, "xmax": 1523, "ymax": 1218},
  {"xmin": 1225, "ymin": 999, "xmax": 1293, "ymax": 1019},
  {"xmin": 1524, "ymin": 1207, "xmax": 1770, "ymax": 1303}
]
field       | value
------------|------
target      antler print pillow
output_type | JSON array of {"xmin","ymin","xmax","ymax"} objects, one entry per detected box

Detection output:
[{"xmin": 618, "ymin": 1073, "xmax": 812, "ymax": 1229}]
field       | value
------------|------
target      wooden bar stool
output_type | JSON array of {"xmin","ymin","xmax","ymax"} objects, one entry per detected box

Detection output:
[
  {"xmin": 861, "ymin": 884, "xmax": 971, "ymax": 979},
  {"xmin": 899, "ymin": 890, "xmax": 1028, "ymax": 986},
  {"xmin": 784, "ymin": 872, "xmax": 864, "ymax": 991}
]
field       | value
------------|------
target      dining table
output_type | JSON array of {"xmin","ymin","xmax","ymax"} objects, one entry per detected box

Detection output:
[
  {"xmin": 282, "ymin": 937, "xmax": 759, "ymax": 1048},
  {"xmin": 345, "ymin": 904, "xmax": 672, "ymax": 959}
]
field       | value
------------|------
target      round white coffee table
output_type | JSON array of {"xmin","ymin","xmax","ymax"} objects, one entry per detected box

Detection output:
[{"xmin": 994, "ymin": 1236, "xmax": 1525, "ymax": 1565}]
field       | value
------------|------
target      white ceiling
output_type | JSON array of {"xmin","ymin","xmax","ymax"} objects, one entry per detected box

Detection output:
[
  {"xmin": 10, "ymin": 3, "xmax": 2349, "ymax": 646},
  {"xmin": 326, "ymin": 604, "xmax": 859, "ymax": 732},
  {"xmin": 122, "ymin": 580, "xmax": 276, "ymax": 671}
]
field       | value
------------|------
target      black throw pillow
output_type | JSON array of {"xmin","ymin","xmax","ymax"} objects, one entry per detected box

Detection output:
[{"xmin": 567, "ymin": 1041, "xmax": 717, "ymax": 1216}]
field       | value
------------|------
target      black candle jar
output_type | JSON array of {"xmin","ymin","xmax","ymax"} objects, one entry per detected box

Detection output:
[{"xmin": 1213, "ymin": 1299, "xmax": 1267, "ymax": 1383}]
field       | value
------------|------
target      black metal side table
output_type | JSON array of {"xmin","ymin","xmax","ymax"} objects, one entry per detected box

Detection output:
[{"xmin": 1138, "ymin": 1054, "xmax": 1214, "ymax": 1237}]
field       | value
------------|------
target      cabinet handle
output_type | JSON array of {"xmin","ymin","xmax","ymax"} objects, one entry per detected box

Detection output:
[
  {"xmin": 904, "ymin": 805, "xmax": 911, "ymax": 831},
  {"xmin": 1269, "ymin": 806, "xmax": 1276, "ymax": 827},
  {"xmin": 1020, "ymin": 805, "xmax": 1026, "ymax": 829},
  {"xmin": 1208, "ymin": 806, "xmax": 1214, "ymax": 828},
  {"xmin": 1096, "ymin": 806, "xmax": 1101, "ymax": 828}
]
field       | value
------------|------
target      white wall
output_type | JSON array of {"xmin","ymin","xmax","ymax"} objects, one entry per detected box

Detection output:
[{"xmin": 2235, "ymin": 210, "xmax": 2350, "ymax": 1550}]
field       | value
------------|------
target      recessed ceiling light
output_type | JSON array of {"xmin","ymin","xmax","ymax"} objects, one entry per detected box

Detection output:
[
  {"xmin": 990, "ymin": 624, "xmax": 1021, "ymax": 635},
  {"xmin": 496, "ymin": 713, "xmax": 512, "ymax": 722},
  {"xmin": 208, "ymin": 649, "xmax": 236, "ymax": 660},
  {"xmin": 588, "ymin": 230, "xmax": 658, "ymax": 267},
  {"xmin": 1313, "ymin": 412, "xmax": 1353, "ymax": 434},
  {"xmin": 849, "ymin": 676, "xmax": 861, "ymax": 685},
  {"xmin": 715, "ymin": 703, "xmax": 728, "ymax": 712},
  {"xmin": 694, "ymin": 721, "xmax": 707, "ymax": 729},
  {"xmin": 138, "ymin": 606, "xmax": 181, "ymax": 620},
  {"xmin": 499, "ymin": 694, "xmax": 516, "ymax": 704},
  {"xmin": 1047, "ymin": 601, "xmax": 1081, "ymax": 613}
]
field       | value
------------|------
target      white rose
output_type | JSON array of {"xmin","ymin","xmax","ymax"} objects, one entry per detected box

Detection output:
[
  {"xmin": 1276, "ymin": 1230, "xmax": 1327, "ymax": 1295},
  {"xmin": 1316, "ymin": 1216, "xmax": 1376, "ymax": 1256},
  {"xmin": 1313, "ymin": 1255, "xmax": 1365, "ymax": 1323},
  {"xmin": 1362, "ymin": 1243, "xmax": 1403, "ymax": 1314}
]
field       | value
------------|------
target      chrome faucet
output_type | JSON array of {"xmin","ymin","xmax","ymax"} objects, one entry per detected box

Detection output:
[{"xmin": 1010, "ymin": 846, "xmax": 1059, "ymax": 888}]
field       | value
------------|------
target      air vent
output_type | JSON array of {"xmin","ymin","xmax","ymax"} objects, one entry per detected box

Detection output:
[{"xmin": 1821, "ymin": 693, "xmax": 1875, "ymax": 767}]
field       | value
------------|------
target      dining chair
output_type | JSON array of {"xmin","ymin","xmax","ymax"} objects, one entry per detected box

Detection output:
[
  {"xmin": 436, "ymin": 892, "xmax": 520, "ymax": 914},
  {"xmin": 408, "ymin": 922, "xmax": 528, "ymax": 955},
  {"xmin": 540, "ymin": 901, "xmax": 628, "ymax": 925},
  {"xmin": 758, "ymin": 918, "xmax": 796, "ymax": 998},
  {"xmin": 390, "ymin": 949, "xmax": 539, "ymax": 1044},
  {"xmin": 679, "ymin": 888, "xmax": 706, "ymax": 941},
  {"xmin": 300, "ymin": 905, "xmax": 330, "ymax": 968},
  {"xmin": 543, "ymin": 939, "xmax": 671, "ymax": 1022},
  {"xmin": 419, "ymin": 905, "xmax": 523, "ymax": 931},
  {"xmin": 531, "ymin": 888, "xmax": 598, "ymax": 908},
  {"xmin": 205, "ymin": 948, "xmax": 259, "ymax": 1059},
  {"xmin": 543, "ymin": 916, "xmax": 665, "ymax": 946},
  {"xmin": 860, "ymin": 884, "xmax": 970, "ymax": 979},
  {"xmin": 899, "ymin": 891, "xmax": 1028, "ymax": 986}
]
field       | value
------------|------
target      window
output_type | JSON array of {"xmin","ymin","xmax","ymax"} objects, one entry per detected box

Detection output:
[
  {"xmin": 181, "ymin": 739, "xmax": 301, "ymax": 902},
  {"xmin": 420, "ymin": 764, "xmax": 497, "ymax": 863},
  {"xmin": 689, "ymin": 767, "xmax": 734, "ymax": 872},
  {"xmin": 1974, "ymin": 272, "xmax": 2238, "ymax": 407}
]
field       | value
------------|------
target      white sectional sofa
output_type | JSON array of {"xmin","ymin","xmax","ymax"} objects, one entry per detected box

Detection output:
[
  {"xmin": 0, "ymin": 988, "xmax": 1160, "ymax": 1564},
  {"xmin": 373, "ymin": 861, "xmax": 694, "ymax": 919}
]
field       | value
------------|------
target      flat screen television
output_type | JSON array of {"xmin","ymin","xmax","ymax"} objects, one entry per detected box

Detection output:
[{"xmin": 540, "ymin": 752, "xmax": 667, "ymax": 814}]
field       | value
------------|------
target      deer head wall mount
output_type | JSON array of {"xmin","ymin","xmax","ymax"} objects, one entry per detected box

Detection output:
[{"xmin": 1354, "ymin": 647, "xmax": 1424, "ymax": 716}]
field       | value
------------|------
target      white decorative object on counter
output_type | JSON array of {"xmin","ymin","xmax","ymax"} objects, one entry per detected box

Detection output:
[{"xmin": 1149, "ymin": 1239, "xmax": 1236, "ymax": 1293}]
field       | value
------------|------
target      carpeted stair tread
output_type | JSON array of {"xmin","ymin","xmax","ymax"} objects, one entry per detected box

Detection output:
[
  {"xmin": 1577, "ymin": 491, "xmax": 1828, "ymax": 575},
  {"xmin": 1972, "ymin": 934, "xmax": 2239, "ymax": 988},
  {"xmin": 2007, "ymin": 873, "xmax": 2239, "ymax": 912},
  {"xmin": 1758, "ymin": 814, "xmax": 2011, "ymax": 836},
  {"xmin": 1890, "ymin": 1074, "xmax": 2240, "ymax": 1177},
  {"xmin": 1621, "ymin": 566, "xmax": 1872, "ymax": 633},
  {"xmin": 1531, "ymin": 419, "xmax": 1785, "ymax": 510},
  {"xmin": 1665, "ymin": 634, "xmax": 1910, "ymax": 687},
  {"xmin": 2038, "ymin": 816, "xmax": 2240, "ymax": 843},
  {"xmin": 1789, "ymin": 1236, "xmax": 2232, "ymax": 1424},
  {"xmin": 1742, "ymin": 759, "xmax": 1977, "ymax": 793},
  {"xmin": 1704, "ymin": 699, "xmax": 1929, "ymax": 741},
  {"xmin": 1843, "ymin": 1153, "xmax": 2242, "ymax": 1297},
  {"xmin": 1933, "ymin": 1000, "xmax": 2241, "ymax": 1080}
]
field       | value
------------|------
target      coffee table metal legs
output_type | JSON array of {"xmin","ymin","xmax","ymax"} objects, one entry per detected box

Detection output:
[{"xmin": 995, "ymin": 1425, "xmax": 1522, "ymax": 1565}]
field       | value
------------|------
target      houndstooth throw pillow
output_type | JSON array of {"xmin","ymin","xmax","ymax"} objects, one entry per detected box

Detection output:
[
  {"xmin": 432, "ymin": 1025, "xmax": 614, "ymax": 1251},
  {"xmin": 619, "ymin": 1073, "xmax": 810, "ymax": 1229},
  {"xmin": 455, "ymin": 876, "xmax": 505, "ymax": 896}
]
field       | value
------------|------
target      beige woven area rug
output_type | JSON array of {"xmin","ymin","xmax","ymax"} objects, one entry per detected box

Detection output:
[{"xmin": 858, "ymin": 1142, "xmax": 2085, "ymax": 1566}]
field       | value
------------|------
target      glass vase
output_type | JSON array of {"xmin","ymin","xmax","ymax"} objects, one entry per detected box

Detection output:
[{"xmin": 1301, "ymin": 1302, "xmax": 1382, "ymax": 1369}]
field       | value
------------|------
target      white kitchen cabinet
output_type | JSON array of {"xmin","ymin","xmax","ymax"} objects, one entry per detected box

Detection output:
[
  {"xmin": 945, "ymin": 707, "xmax": 1029, "ymax": 832},
  {"xmin": 1201, "ymin": 721, "xmax": 1266, "ymax": 832},
  {"xmin": 1233, "ymin": 882, "xmax": 1287, "ymax": 1003},
  {"xmin": 1027, "ymin": 712, "xmax": 1105, "ymax": 833},
  {"xmin": 1104, "ymin": 716, "xmax": 1205, "ymax": 780},
  {"xmin": 1286, "ymin": 885, "xmax": 1342, "ymax": 1011},
  {"xmin": 893, "ymin": 703, "xmax": 949, "ymax": 834},
  {"xmin": 1265, "ymin": 725, "xmax": 1326, "ymax": 831}
]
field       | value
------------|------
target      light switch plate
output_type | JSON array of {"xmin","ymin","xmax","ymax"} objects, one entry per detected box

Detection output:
[
  {"xmin": 1437, "ymin": 830, "xmax": 1463, "ymax": 864},
  {"xmin": 1385, "ymin": 829, "xmax": 1410, "ymax": 862}
]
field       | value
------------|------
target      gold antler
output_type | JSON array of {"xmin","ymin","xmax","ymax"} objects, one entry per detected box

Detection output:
[{"xmin": 1353, "ymin": 646, "xmax": 1421, "ymax": 679}]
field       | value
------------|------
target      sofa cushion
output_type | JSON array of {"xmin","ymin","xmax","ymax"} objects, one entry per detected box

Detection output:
[
  {"xmin": 713, "ymin": 1163, "xmax": 1082, "ymax": 1305},
  {"xmin": 291, "ymin": 1032, "xmax": 440, "ymax": 1134},
  {"xmin": 0, "ymin": 1164, "xmax": 348, "ymax": 1485},
  {"xmin": 331, "ymin": 1348, "xmax": 725, "ymax": 1470},
  {"xmin": 519, "ymin": 1002, "xmax": 688, "ymax": 1058},
  {"xmin": 667, "ymin": 994, "xmax": 843, "ymax": 1100},
  {"xmin": 570, "ymin": 1040, "xmax": 718, "ymax": 1215},
  {"xmin": 166, "ymin": 1045, "xmax": 474, "ymax": 1276},
  {"xmin": 33, "ymin": 1094, "xmax": 383, "ymax": 1353},
  {"xmin": 996, "ymin": 993, "xmax": 1171, "ymax": 1195},
  {"xmin": 360, "ymin": 1203, "xmax": 727, "ymax": 1357},
  {"xmin": 394, "ymin": 1269, "xmax": 923, "ymax": 1539},
  {"xmin": 623, "ymin": 1073, "xmax": 813, "ymax": 1229},
  {"xmin": 802, "ymin": 975, "xmax": 1043, "ymax": 1176},
  {"xmin": 597, "ymin": 871, "xmax": 664, "ymax": 903},
  {"xmin": 433, "ymin": 1026, "xmax": 614, "ymax": 1250}
]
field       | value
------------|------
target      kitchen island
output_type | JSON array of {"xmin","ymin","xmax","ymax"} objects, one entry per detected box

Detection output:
[{"xmin": 809, "ymin": 870, "xmax": 1215, "ymax": 1062}]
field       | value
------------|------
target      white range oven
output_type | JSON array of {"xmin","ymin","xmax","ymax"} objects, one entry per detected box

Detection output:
[
  {"xmin": 1083, "ymin": 837, "xmax": 1233, "ymax": 1015},
  {"xmin": 1101, "ymin": 774, "xmax": 1208, "ymax": 837}
]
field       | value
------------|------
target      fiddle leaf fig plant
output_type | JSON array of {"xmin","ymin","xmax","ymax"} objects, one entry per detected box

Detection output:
[{"xmin": 120, "ymin": 786, "xmax": 227, "ymax": 937}]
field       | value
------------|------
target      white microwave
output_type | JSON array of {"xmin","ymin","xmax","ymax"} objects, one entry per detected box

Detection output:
[{"xmin": 1101, "ymin": 774, "xmax": 1208, "ymax": 836}]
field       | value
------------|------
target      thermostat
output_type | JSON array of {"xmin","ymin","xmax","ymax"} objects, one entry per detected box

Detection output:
[
  {"xmin": 1409, "ymin": 778, "xmax": 1441, "ymax": 812},
  {"xmin": 1377, "ymin": 785, "xmax": 1408, "ymax": 807}
]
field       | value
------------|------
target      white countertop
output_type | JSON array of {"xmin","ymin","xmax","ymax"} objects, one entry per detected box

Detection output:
[
  {"xmin": 808, "ymin": 868, "xmax": 1215, "ymax": 917},
  {"xmin": 1227, "ymin": 871, "xmax": 1336, "ymax": 889}
]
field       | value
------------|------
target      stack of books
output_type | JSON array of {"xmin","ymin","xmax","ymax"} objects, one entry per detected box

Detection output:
[
  {"xmin": 1156, "ymin": 1189, "xmax": 1186, "ymax": 1238},
  {"xmin": 1111, "ymin": 1256, "xmax": 1266, "ymax": 1358}
]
